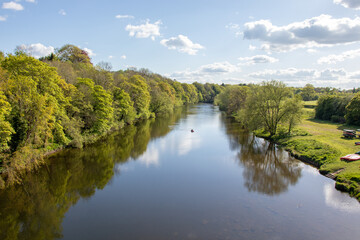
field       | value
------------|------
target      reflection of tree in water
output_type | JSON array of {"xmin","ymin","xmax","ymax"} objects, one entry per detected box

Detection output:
[
  {"xmin": 223, "ymin": 116, "xmax": 302, "ymax": 196},
  {"xmin": 0, "ymin": 105, "xmax": 189, "ymax": 240}
]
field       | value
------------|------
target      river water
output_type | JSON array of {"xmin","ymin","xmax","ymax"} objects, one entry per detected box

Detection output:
[{"xmin": 0, "ymin": 104, "xmax": 359, "ymax": 240}]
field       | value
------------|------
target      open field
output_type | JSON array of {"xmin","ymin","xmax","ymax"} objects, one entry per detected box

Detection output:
[
  {"xmin": 287, "ymin": 107, "xmax": 360, "ymax": 200},
  {"xmin": 256, "ymin": 103, "xmax": 360, "ymax": 201}
]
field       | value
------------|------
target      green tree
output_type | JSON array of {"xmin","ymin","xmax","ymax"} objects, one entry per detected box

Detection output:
[
  {"xmin": 0, "ymin": 51, "xmax": 5, "ymax": 62},
  {"xmin": 149, "ymin": 80, "xmax": 174, "ymax": 115},
  {"xmin": 0, "ymin": 90, "xmax": 14, "ymax": 153},
  {"xmin": 245, "ymin": 80, "xmax": 300, "ymax": 137},
  {"xmin": 286, "ymin": 96, "xmax": 303, "ymax": 133},
  {"xmin": 56, "ymin": 44, "xmax": 91, "ymax": 65},
  {"xmin": 301, "ymin": 83, "xmax": 317, "ymax": 101},
  {"xmin": 345, "ymin": 93, "xmax": 360, "ymax": 126},
  {"xmin": 121, "ymin": 75, "xmax": 151, "ymax": 119},
  {"xmin": 73, "ymin": 78, "xmax": 113, "ymax": 134},
  {"xmin": 1, "ymin": 54, "xmax": 72, "ymax": 150},
  {"xmin": 315, "ymin": 95, "xmax": 351, "ymax": 123},
  {"xmin": 112, "ymin": 87, "xmax": 136, "ymax": 124},
  {"xmin": 215, "ymin": 85, "xmax": 249, "ymax": 116}
]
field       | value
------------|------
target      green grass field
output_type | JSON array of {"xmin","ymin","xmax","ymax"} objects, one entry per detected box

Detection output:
[{"xmin": 284, "ymin": 106, "xmax": 360, "ymax": 200}]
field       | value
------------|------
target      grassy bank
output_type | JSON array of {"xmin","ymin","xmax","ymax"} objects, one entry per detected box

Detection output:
[{"xmin": 256, "ymin": 103, "xmax": 360, "ymax": 202}]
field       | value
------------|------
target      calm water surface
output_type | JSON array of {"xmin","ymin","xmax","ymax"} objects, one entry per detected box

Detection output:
[{"xmin": 1, "ymin": 104, "xmax": 359, "ymax": 240}]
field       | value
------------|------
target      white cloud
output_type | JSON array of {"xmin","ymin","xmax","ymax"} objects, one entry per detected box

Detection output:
[
  {"xmin": 25, "ymin": 0, "xmax": 35, "ymax": 3},
  {"xmin": 349, "ymin": 70, "xmax": 360, "ymax": 79},
  {"xmin": 170, "ymin": 61, "xmax": 240, "ymax": 83},
  {"xmin": 243, "ymin": 14, "xmax": 360, "ymax": 52},
  {"xmin": 199, "ymin": 62, "xmax": 239, "ymax": 73},
  {"xmin": 247, "ymin": 67, "xmax": 360, "ymax": 88},
  {"xmin": 125, "ymin": 20, "xmax": 161, "ymax": 40},
  {"xmin": 115, "ymin": 14, "xmax": 134, "ymax": 19},
  {"xmin": 177, "ymin": 133, "xmax": 202, "ymax": 156},
  {"xmin": 334, "ymin": 0, "xmax": 360, "ymax": 9},
  {"xmin": 160, "ymin": 35, "xmax": 204, "ymax": 55},
  {"xmin": 138, "ymin": 145, "xmax": 160, "ymax": 167},
  {"xmin": 108, "ymin": 55, "xmax": 114, "ymax": 59},
  {"xmin": 2, "ymin": 1, "xmax": 24, "ymax": 11},
  {"xmin": 238, "ymin": 55, "xmax": 279, "ymax": 65},
  {"xmin": 59, "ymin": 9, "xmax": 66, "ymax": 16},
  {"xmin": 121, "ymin": 55, "xmax": 126, "ymax": 59},
  {"xmin": 17, "ymin": 43, "xmax": 54, "ymax": 58},
  {"xmin": 307, "ymin": 49, "xmax": 318, "ymax": 53},
  {"xmin": 83, "ymin": 48, "xmax": 96, "ymax": 57},
  {"xmin": 324, "ymin": 183, "xmax": 360, "ymax": 213},
  {"xmin": 249, "ymin": 68, "xmax": 317, "ymax": 81},
  {"xmin": 249, "ymin": 44, "xmax": 257, "ymax": 51},
  {"xmin": 226, "ymin": 23, "xmax": 242, "ymax": 37},
  {"xmin": 318, "ymin": 48, "xmax": 360, "ymax": 64},
  {"xmin": 0, "ymin": 15, "xmax": 7, "ymax": 21}
]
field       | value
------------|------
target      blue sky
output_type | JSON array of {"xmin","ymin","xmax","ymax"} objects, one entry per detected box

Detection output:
[{"xmin": 1, "ymin": 0, "xmax": 360, "ymax": 88}]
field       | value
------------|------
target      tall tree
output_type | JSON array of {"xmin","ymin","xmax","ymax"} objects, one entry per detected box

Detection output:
[
  {"xmin": 56, "ymin": 44, "xmax": 92, "ymax": 65},
  {"xmin": 301, "ymin": 83, "xmax": 316, "ymax": 101},
  {"xmin": 245, "ymin": 80, "xmax": 301, "ymax": 137},
  {"xmin": 1, "ymin": 54, "xmax": 72, "ymax": 150},
  {"xmin": 120, "ymin": 75, "xmax": 151, "ymax": 119},
  {"xmin": 345, "ymin": 93, "xmax": 360, "ymax": 126}
]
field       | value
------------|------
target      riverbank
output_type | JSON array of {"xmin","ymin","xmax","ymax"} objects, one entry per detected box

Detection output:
[
  {"xmin": 0, "ymin": 120, "xmax": 128, "ymax": 189},
  {"xmin": 255, "ymin": 106, "xmax": 360, "ymax": 202}
]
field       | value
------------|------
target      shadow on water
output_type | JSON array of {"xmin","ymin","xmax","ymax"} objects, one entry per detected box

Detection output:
[
  {"xmin": 221, "ymin": 116, "xmax": 302, "ymax": 196},
  {"xmin": 0, "ymin": 106, "xmax": 188, "ymax": 240}
]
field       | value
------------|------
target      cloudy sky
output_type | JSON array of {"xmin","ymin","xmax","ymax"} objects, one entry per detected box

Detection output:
[{"xmin": 1, "ymin": 0, "xmax": 360, "ymax": 88}]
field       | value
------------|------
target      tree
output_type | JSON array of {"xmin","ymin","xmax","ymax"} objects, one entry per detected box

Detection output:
[
  {"xmin": 245, "ymin": 80, "xmax": 301, "ymax": 137},
  {"xmin": 286, "ymin": 96, "xmax": 303, "ymax": 133},
  {"xmin": 215, "ymin": 85, "xmax": 249, "ymax": 116},
  {"xmin": 96, "ymin": 61, "xmax": 112, "ymax": 71},
  {"xmin": 1, "ymin": 54, "xmax": 72, "ymax": 150},
  {"xmin": 301, "ymin": 83, "xmax": 316, "ymax": 101},
  {"xmin": 56, "ymin": 44, "xmax": 92, "ymax": 65},
  {"xmin": 345, "ymin": 93, "xmax": 360, "ymax": 126},
  {"xmin": 0, "ymin": 51, "xmax": 4, "ymax": 62},
  {"xmin": 0, "ymin": 90, "xmax": 14, "ymax": 154},
  {"xmin": 112, "ymin": 87, "xmax": 136, "ymax": 124},
  {"xmin": 149, "ymin": 80, "xmax": 174, "ymax": 115},
  {"xmin": 120, "ymin": 75, "xmax": 151, "ymax": 119},
  {"xmin": 73, "ymin": 78, "xmax": 113, "ymax": 134},
  {"xmin": 315, "ymin": 95, "xmax": 351, "ymax": 122}
]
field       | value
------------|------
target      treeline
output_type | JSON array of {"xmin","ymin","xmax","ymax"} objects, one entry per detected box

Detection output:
[
  {"xmin": 0, "ymin": 44, "xmax": 222, "ymax": 188},
  {"xmin": 315, "ymin": 94, "xmax": 360, "ymax": 125},
  {"xmin": 215, "ymin": 80, "xmax": 303, "ymax": 137},
  {"xmin": 293, "ymin": 83, "xmax": 360, "ymax": 101}
]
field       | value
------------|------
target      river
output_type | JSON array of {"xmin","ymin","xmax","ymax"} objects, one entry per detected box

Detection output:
[{"xmin": 0, "ymin": 104, "xmax": 359, "ymax": 240}]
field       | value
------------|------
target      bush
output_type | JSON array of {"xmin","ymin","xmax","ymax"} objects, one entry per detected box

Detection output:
[
  {"xmin": 330, "ymin": 115, "xmax": 346, "ymax": 123},
  {"xmin": 315, "ymin": 95, "xmax": 352, "ymax": 121},
  {"xmin": 345, "ymin": 93, "xmax": 360, "ymax": 126}
]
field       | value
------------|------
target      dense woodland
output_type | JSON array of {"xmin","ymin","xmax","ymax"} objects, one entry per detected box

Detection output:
[
  {"xmin": 0, "ymin": 44, "xmax": 222, "ymax": 188},
  {"xmin": 1, "ymin": 44, "xmax": 360, "ymax": 189}
]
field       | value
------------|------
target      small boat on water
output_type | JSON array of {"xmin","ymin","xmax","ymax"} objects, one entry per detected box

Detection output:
[{"xmin": 340, "ymin": 152, "xmax": 360, "ymax": 161}]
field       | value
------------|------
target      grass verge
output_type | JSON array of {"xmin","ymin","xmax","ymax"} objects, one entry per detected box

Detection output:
[{"xmin": 256, "ymin": 107, "xmax": 360, "ymax": 202}]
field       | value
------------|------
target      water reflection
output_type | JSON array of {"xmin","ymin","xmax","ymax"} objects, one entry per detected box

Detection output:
[
  {"xmin": 0, "ymin": 106, "xmax": 187, "ymax": 240},
  {"xmin": 324, "ymin": 183, "xmax": 360, "ymax": 213},
  {"xmin": 222, "ymin": 117, "xmax": 302, "ymax": 196},
  {"xmin": 138, "ymin": 145, "xmax": 160, "ymax": 167}
]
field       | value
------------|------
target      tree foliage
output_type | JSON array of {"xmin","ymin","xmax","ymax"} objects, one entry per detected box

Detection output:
[
  {"xmin": 315, "ymin": 95, "xmax": 352, "ymax": 123},
  {"xmin": 345, "ymin": 93, "xmax": 360, "ymax": 125},
  {"xmin": 56, "ymin": 44, "xmax": 91, "ymax": 65},
  {"xmin": 0, "ymin": 44, "xmax": 223, "ymax": 189},
  {"xmin": 245, "ymin": 81, "xmax": 300, "ymax": 136}
]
